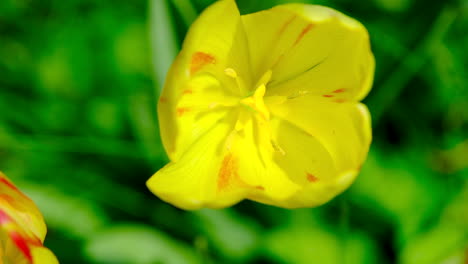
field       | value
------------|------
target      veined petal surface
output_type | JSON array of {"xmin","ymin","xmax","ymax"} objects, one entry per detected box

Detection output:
[
  {"xmin": 158, "ymin": 0, "xmax": 251, "ymax": 161},
  {"xmin": 242, "ymin": 4, "xmax": 374, "ymax": 101},
  {"xmin": 148, "ymin": 109, "xmax": 300, "ymax": 210},
  {"xmin": 268, "ymin": 99, "xmax": 371, "ymax": 207}
]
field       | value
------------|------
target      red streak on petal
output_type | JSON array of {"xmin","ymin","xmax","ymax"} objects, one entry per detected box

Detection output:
[
  {"xmin": 334, "ymin": 99, "xmax": 347, "ymax": 103},
  {"xmin": 332, "ymin": 88, "xmax": 346, "ymax": 93},
  {"xmin": 176, "ymin": 107, "xmax": 191, "ymax": 117},
  {"xmin": 0, "ymin": 209, "xmax": 12, "ymax": 224},
  {"xmin": 306, "ymin": 173, "xmax": 319, "ymax": 182},
  {"xmin": 0, "ymin": 177, "xmax": 28, "ymax": 199},
  {"xmin": 10, "ymin": 231, "xmax": 33, "ymax": 262},
  {"xmin": 294, "ymin": 24, "xmax": 314, "ymax": 45},
  {"xmin": 159, "ymin": 97, "xmax": 168, "ymax": 103},
  {"xmin": 323, "ymin": 94, "xmax": 334, "ymax": 98},
  {"xmin": 190, "ymin": 52, "xmax": 215, "ymax": 75},
  {"xmin": 278, "ymin": 15, "xmax": 296, "ymax": 35},
  {"xmin": 0, "ymin": 177, "xmax": 19, "ymax": 191},
  {"xmin": 218, "ymin": 153, "xmax": 239, "ymax": 191},
  {"xmin": 255, "ymin": 186, "xmax": 265, "ymax": 191}
]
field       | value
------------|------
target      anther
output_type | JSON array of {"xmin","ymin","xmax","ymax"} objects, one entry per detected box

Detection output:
[{"xmin": 224, "ymin": 68, "xmax": 238, "ymax": 78}]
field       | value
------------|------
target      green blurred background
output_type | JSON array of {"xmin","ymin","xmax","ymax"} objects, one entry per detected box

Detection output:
[{"xmin": 1, "ymin": 0, "xmax": 467, "ymax": 263}]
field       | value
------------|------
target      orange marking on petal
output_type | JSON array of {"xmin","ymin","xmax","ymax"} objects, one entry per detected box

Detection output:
[
  {"xmin": 255, "ymin": 186, "xmax": 265, "ymax": 191},
  {"xmin": 332, "ymin": 88, "xmax": 346, "ymax": 93},
  {"xmin": 190, "ymin": 52, "xmax": 215, "ymax": 74},
  {"xmin": 334, "ymin": 99, "xmax": 347, "ymax": 103},
  {"xmin": 278, "ymin": 15, "xmax": 296, "ymax": 35},
  {"xmin": 218, "ymin": 153, "xmax": 239, "ymax": 191},
  {"xmin": 176, "ymin": 107, "xmax": 191, "ymax": 117},
  {"xmin": 294, "ymin": 24, "xmax": 314, "ymax": 45},
  {"xmin": 306, "ymin": 173, "xmax": 319, "ymax": 182},
  {"xmin": 10, "ymin": 231, "xmax": 33, "ymax": 262},
  {"xmin": 182, "ymin": 89, "xmax": 193, "ymax": 95},
  {"xmin": 323, "ymin": 94, "xmax": 334, "ymax": 98},
  {"xmin": 271, "ymin": 53, "xmax": 285, "ymax": 69},
  {"xmin": 159, "ymin": 97, "xmax": 168, "ymax": 103},
  {"xmin": 0, "ymin": 194, "xmax": 15, "ymax": 204}
]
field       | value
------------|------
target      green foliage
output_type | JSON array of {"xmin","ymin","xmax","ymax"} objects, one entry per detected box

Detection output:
[
  {"xmin": 191, "ymin": 209, "xmax": 260, "ymax": 261},
  {"xmin": 1, "ymin": 0, "xmax": 467, "ymax": 263},
  {"xmin": 85, "ymin": 225, "xmax": 202, "ymax": 264}
]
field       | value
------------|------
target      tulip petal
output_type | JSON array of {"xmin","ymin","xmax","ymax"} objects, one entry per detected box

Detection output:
[
  {"xmin": 264, "ymin": 98, "xmax": 371, "ymax": 207},
  {"xmin": 279, "ymin": 170, "xmax": 359, "ymax": 208},
  {"xmin": 270, "ymin": 97, "xmax": 372, "ymax": 172},
  {"xmin": 31, "ymin": 245, "xmax": 60, "ymax": 264},
  {"xmin": 148, "ymin": 113, "xmax": 248, "ymax": 210},
  {"xmin": 148, "ymin": 109, "xmax": 300, "ymax": 209},
  {"xmin": 159, "ymin": 0, "xmax": 252, "ymax": 160},
  {"xmin": 0, "ymin": 173, "xmax": 46, "ymax": 242},
  {"xmin": 152, "ymin": 0, "xmax": 374, "ymax": 209},
  {"xmin": 270, "ymin": 118, "xmax": 338, "ymax": 183},
  {"xmin": 242, "ymin": 4, "xmax": 374, "ymax": 101},
  {"xmin": 230, "ymin": 114, "xmax": 301, "ymax": 204},
  {"xmin": 0, "ymin": 172, "xmax": 59, "ymax": 263},
  {"xmin": 169, "ymin": 73, "xmax": 240, "ymax": 162}
]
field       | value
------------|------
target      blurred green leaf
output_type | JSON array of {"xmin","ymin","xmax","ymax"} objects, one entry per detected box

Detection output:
[
  {"xmin": 373, "ymin": 0, "xmax": 412, "ymax": 13},
  {"xmin": 192, "ymin": 209, "xmax": 260, "ymax": 261},
  {"xmin": 150, "ymin": 0, "xmax": 179, "ymax": 91},
  {"xmin": 87, "ymin": 98, "xmax": 123, "ymax": 136},
  {"xmin": 128, "ymin": 91, "xmax": 167, "ymax": 165},
  {"xmin": 368, "ymin": 5, "xmax": 458, "ymax": 124},
  {"xmin": 114, "ymin": 23, "xmax": 151, "ymax": 75},
  {"xmin": 400, "ymin": 181, "xmax": 468, "ymax": 264},
  {"xmin": 265, "ymin": 222, "xmax": 377, "ymax": 264},
  {"xmin": 35, "ymin": 25, "xmax": 93, "ymax": 98},
  {"xmin": 170, "ymin": 0, "xmax": 198, "ymax": 27},
  {"xmin": 20, "ymin": 184, "xmax": 107, "ymax": 239},
  {"xmin": 400, "ymin": 224, "xmax": 467, "ymax": 264},
  {"xmin": 350, "ymin": 148, "xmax": 445, "ymax": 240},
  {"xmin": 85, "ymin": 224, "xmax": 202, "ymax": 264}
]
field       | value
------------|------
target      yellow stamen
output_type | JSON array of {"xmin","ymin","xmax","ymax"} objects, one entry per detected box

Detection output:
[
  {"xmin": 224, "ymin": 68, "xmax": 237, "ymax": 78},
  {"xmin": 224, "ymin": 67, "xmax": 246, "ymax": 94},
  {"xmin": 240, "ymin": 84, "xmax": 270, "ymax": 120},
  {"xmin": 235, "ymin": 110, "xmax": 249, "ymax": 131},
  {"xmin": 254, "ymin": 70, "xmax": 273, "ymax": 88}
]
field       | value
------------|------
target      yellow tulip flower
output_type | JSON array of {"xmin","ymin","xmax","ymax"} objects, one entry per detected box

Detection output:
[
  {"xmin": 0, "ymin": 172, "xmax": 58, "ymax": 264},
  {"xmin": 148, "ymin": 0, "xmax": 374, "ymax": 209}
]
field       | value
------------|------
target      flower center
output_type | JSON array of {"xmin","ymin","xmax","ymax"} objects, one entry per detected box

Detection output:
[
  {"xmin": 240, "ymin": 84, "xmax": 269, "ymax": 120},
  {"xmin": 225, "ymin": 68, "xmax": 272, "ymax": 121},
  {"xmin": 223, "ymin": 68, "xmax": 286, "ymax": 155}
]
